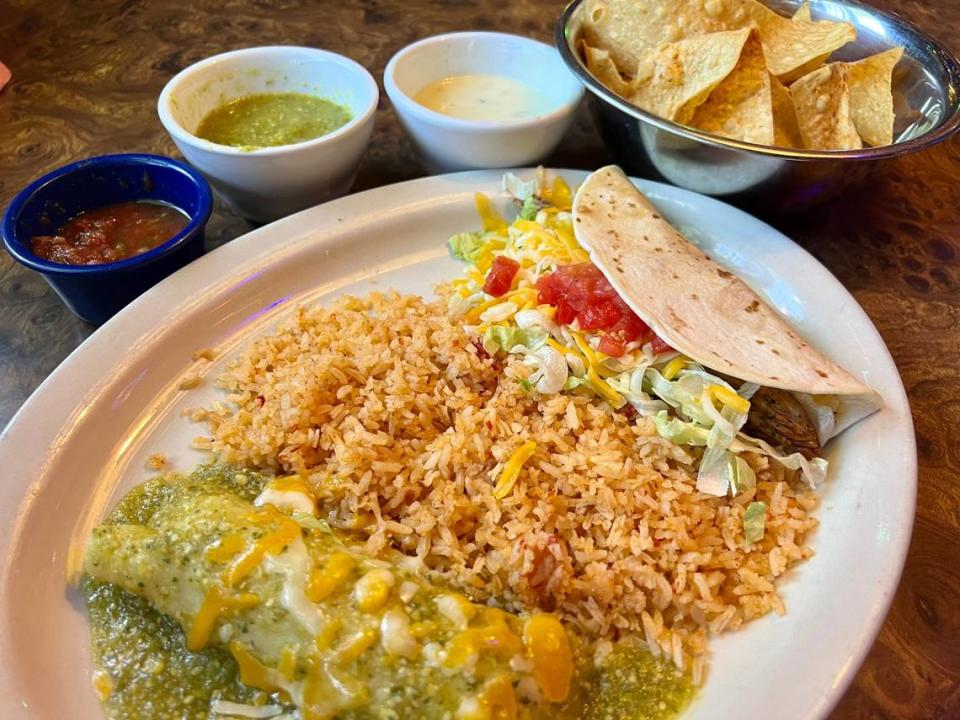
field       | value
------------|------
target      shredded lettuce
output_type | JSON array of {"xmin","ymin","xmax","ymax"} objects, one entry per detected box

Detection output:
[
  {"xmin": 653, "ymin": 411, "xmax": 710, "ymax": 445},
  {"xmin": 646, "ymin": 368, "xmax": 749, "ymax": 495},
  {"xmin": 524, "ymin": 345, "xmax": 568, "ymax": 394},
  {"xmin": 482, "ymin": 325, "xmax": 548, "ymax": 355},
  {"xmin": 738, "ymin": 382, "xmax": 761, "ymax": 400},
  {"xmin": 743, "ymin": 501, "xmax": 767, "ymax": 544},
  {"xmin": 696, "ymin": 450, "xmax": 732, "ymax": 496},
  {"xmin": 794, "ymin": 392, "xmax": 837, "ymax": 445},
  {"xmin": 514, "ymin": 308, "xmax": 559, "ymax": 336},
  {"xmin": 519, "ymin": 194, "xmax": 540, "ymax": 220},
  {"xmin": 646, "ymin": 369, "xmax": 720, "ymax": 426},
  {"xmin": 448, "ymin": 232, "xmax": 488, "ymax": 263},
  {"xmin": 740, "ymin": 436, "xmax": 829, "ymax": 488},
  {"xmin": 646, "ymin": 366, "xmax": 829, "ymax": 491},
  {"xmin": 731, "ymin": 454, "xmax": 756, "ymax": 494},
  {"xmin": 605, "ymin": 365, "xmax": 668, "ymax": 416},
  {"xmin": 501, "ymin": 171, "xmax": 540, "ymax": 201},
  {"xmin": 651, "ymin": 385, "xmax": 826, "ymax": 490},
  {"xmin": 696, "ymin": 399, "xmax": 749, "ymax": 496}
]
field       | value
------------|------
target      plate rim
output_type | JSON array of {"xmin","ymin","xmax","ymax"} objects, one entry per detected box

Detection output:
[{"xmin": 0, "ymin": 168, "xmax": 917, "ymax": 720}]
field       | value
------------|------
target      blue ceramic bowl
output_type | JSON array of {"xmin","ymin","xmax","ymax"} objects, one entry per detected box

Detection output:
[{"xmin": 1, "ymin": 153, "xmax": 214, "ymax": 325}]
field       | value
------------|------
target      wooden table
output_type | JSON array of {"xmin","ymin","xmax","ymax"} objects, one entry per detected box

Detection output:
[{"xmin": 1, "ymin": 1, "xmax": 958, "ymax": 716}]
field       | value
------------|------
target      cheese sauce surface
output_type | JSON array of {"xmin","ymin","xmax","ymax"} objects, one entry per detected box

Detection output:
[{"xmin": 413, "ymin": 74, "xmax": 550, "ymax": 122}]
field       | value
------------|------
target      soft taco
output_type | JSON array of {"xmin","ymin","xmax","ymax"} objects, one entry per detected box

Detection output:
[{"xmin": 571, "ymin": 166, "xmax": 881, "ymax": 494}]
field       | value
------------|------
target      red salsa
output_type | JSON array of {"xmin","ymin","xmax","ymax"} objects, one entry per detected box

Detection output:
[
  {"xmin": 536, "ymin": 262, "xmax": 672, "ymax": 357},
  {"xmin": 30, "ymin": 201, "xmax": 189, "ymax": 265}
]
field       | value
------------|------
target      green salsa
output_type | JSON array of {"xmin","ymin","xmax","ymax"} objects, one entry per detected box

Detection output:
[
  {"xmin": 576, "ymin": 640, "xmax": 696, "ymax": 720},
  {"xmin": 195, "ymin": 92, "xmax": 352, "ymax": 149}
]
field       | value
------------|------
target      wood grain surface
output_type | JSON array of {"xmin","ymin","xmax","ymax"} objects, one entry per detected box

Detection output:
[{"xmin": 1, "ymin": 0, "xmax": 958, "ymax": 717}]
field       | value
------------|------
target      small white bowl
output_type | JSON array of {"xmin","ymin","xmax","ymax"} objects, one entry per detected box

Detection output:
[
  {"xmin": 158, "ymin": 46, "xmax": 378, "ymax": 223},
  {"xmin": 384, "ymin": 32, "xmax": 583, "ymax": 172}
]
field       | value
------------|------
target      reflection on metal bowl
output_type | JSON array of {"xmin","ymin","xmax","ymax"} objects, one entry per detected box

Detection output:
[{"xmin": 556, "ymin": 0, "xmax": 960, "ymax": 213}]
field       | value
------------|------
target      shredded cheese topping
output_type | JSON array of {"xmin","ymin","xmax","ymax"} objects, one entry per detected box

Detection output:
[{"xmin": 493, "ymin": 441, "xmax": 538, "ymax": 500}]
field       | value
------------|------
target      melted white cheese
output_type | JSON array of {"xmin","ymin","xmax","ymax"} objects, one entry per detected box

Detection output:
[
  {"xmin": 254, "ymin": 486, "xmax": 316, "ymax": 516},
  {"xmin": 262, "ymin": 536, "xmax": 326, "ymax": 636}
]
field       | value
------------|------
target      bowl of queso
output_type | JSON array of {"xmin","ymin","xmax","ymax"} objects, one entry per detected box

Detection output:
[
  {"xmin": 384, "ymin": 32, "xmax": 584, "ymax": 171},
  {"xmin": 2, "ymin": 154, "xmax": 213, "ymax": 325},
  {"xmin": 158, "ymin": 46, "xmax": 378, "ymax": 223}
]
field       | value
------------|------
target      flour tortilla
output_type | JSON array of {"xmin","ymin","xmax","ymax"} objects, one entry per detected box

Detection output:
[{"xmin": 572, "ymin": 166, "xmax": 881, "ymax": 437}]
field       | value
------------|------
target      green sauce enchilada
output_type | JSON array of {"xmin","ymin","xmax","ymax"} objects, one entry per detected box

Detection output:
[{"xmin": 82, "ymin": 466, "xmax": 693, "ymax": 720}]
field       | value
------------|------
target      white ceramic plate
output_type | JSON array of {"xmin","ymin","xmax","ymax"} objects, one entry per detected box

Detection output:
[{"xmin": 0, "ymin": 170, "xmax": 916, "ymax": 720}]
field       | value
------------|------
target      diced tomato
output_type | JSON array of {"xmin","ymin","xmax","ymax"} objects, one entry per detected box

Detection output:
[
  {"xmin": 578, "ymin": 300, "xmax": 621, "ymax": 331},
  {"xmin": 536, "ymin": 262, "xmax": 656, "ymax": 351},
  {"xmin": 607, "ymin": 306, "xmax": 649, "ymax": 343},
  {"xmin": 554, "ymin": 301, "xmax": 577, "ymax": 325},
  {"xmin": 651, "ymin": 336, "xmax": 673, "ymax": 354},
  {"xmin": 598, "ymin": 334, "xmax": 626, "ymax": 357},
  {"xmin": 483, "ymin": 255, "xmax": 520, "ymax": 297}
]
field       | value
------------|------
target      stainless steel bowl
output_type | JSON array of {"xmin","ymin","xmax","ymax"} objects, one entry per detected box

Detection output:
[{"xmin": 556, "ymin": 0, "xmax": 960, "ymax": 212}]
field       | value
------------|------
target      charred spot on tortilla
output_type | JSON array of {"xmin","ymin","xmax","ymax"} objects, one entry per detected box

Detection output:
[
  {"xmin": 717, "ymin": 268, "xmax": 733, "ymax": 278},
  {"xmin": 817, "ymin": 369, "xmax": 828, "ymax": 377},
  {"xmin": 746, "ymin": 300, "xmax": 760, "ymax": 312},
  {"xmin": 668, "ymin": 309, "xmax": 688, "ymax": 329}
]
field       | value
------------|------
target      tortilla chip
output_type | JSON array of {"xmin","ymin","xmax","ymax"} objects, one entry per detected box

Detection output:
[
  {"xmin": 746, "ymin": 3, "xmax": 856, "ymax": 81},
  {"xmin": 844, "ymin": 47, "xmax": 904, "ymax": 146},
  {"xmin": 792, "ymin": 1, "xmax": 812, "ymax": 22},
  {"xmin": 770, "ymin": 75, "xmax": 804, "ymax": 148},
  {"xmin": 790, "ymin": 63, "xmax": 862, "ymax": 150},
  {"xmin": 582, "ymin": 0, "xmax": 855, "ymax": 83},
  {"xmin": 689, "ymin": 30, "xmax": 774, "ymax": 144},
  {"xmin": 580, "ymin": 0, "xmax": 728, "ymax": 72},
  {"xmin": 628, "ymin": 28, "xmax": 751, "ymax": 123},
  {"xmin": 784, "ymin": 2, "xmax": 835, "ymax": 79},
  {"xmin": 581, "ymin": 41, "xmax": 634, "ymax": 96}
]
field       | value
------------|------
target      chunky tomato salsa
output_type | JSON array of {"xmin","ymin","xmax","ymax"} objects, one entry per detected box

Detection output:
[
  {"xmin": 31, "ymin": 201, "xmax": 189, "ymax": 265},
  {"xmin": 535, "ymin": 262, "xmax": 671, "ymax": 357}
]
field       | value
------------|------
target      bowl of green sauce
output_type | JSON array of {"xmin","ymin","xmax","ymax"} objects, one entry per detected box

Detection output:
[{"xmin": 158, "ymin": 46, "xmax": 378, "ymax": 223}]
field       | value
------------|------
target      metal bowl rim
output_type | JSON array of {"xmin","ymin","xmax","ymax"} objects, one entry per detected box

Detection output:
[{"xmin": 555, "ymin": 0, "xmax": 960, "ymax": 161}]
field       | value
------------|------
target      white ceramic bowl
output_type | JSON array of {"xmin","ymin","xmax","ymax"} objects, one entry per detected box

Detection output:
[
  {"xmin": 158, "ymin": 46, "xmax": 378, "ymax": 223},
  {"xmin": 384, "ymin": 32, "xmax": 583, "ymax": 171}
]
